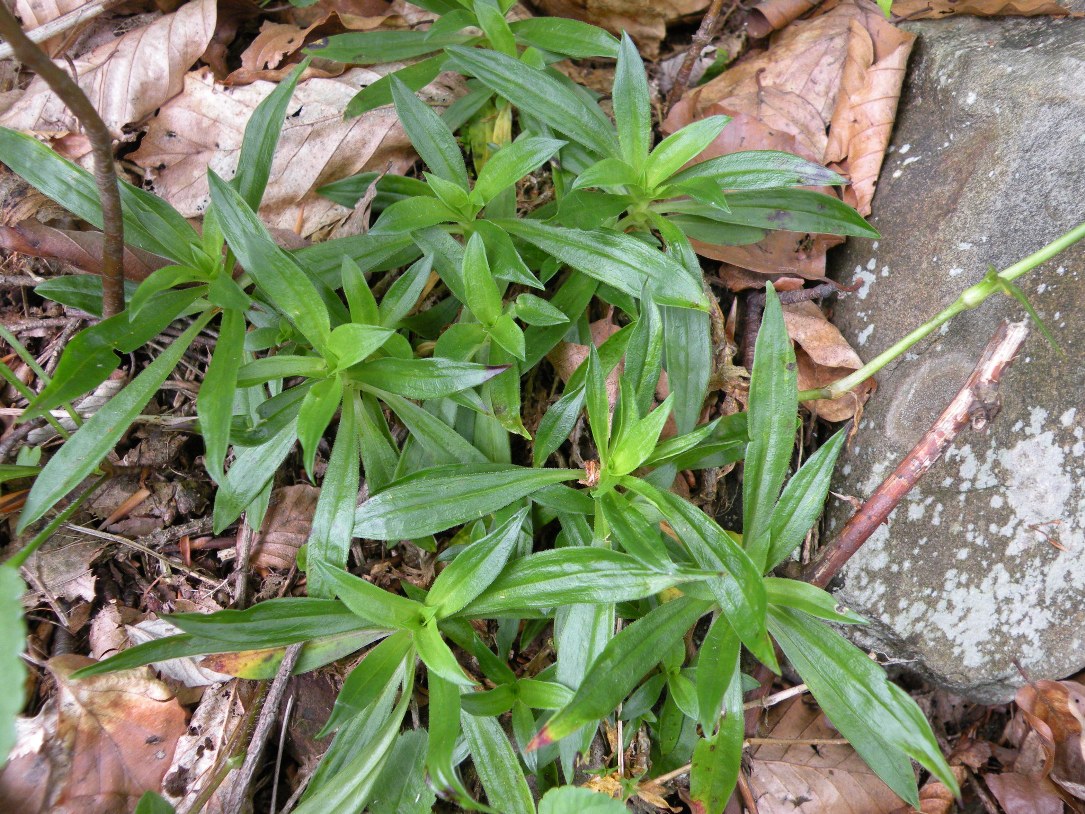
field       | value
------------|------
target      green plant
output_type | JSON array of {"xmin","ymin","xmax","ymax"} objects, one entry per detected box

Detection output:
[{"xmin": 5, "ymin": 16, "xmax": 1072, "ymax": 811}]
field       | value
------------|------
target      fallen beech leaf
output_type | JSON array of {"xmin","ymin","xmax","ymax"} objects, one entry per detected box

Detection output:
[
  {"xmin": 0, "ymin": 0, "xmax": 217, "ymax": 139},
  {"xmin": 892, "ymin": 0, "xmax": 1072, "ymax": 18},
  {"xmin": 1014, "ymin": 679, "xmax": 1085, "ymax": 800},
  {"xmin": 12, "ymin": 0, "xmax": 87, "ymax": 55},
  {"xmin": 715, "ymin": 264, "xmax": 805, "ymax": 292},
  {"xmin": 0, "ymin": 654, "xmax": 187, "ymax": 814},
  {"xmin": 985, "ymin": 772, "xmax": 1065, "ymax": 814},
  {"xmin": 531, "ymin": 0, "xmax": 706, "ymax": 57},
  {"xmin": 130, "ymin": 67, "xmax": 419, "ymax": 237},
  {"xmin": 749, "ymin": 696, "xmax": 906, "ymax": 813},
  {"xmin": 782, "ymin": 300, "xmax": 872, "ymax": 420},
  {"xmin": 748, "ymin": 0, "xmax": 822, "ymax": 38},
  {"xmin": 249, "ymin": 484, "xmax": 321, "ymax": 570}
]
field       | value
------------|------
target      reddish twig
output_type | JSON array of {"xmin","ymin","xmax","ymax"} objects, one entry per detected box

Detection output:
[
  {"xmin": 802, "ymin": 319, "xmax": 1030, "ymax": 588},
  {"xmin": 0, "ymin": 3, "xmax": 125, "ymax": 317},
  {"xmin": 665, "ymin": 0, "xmax": 739, "ymax": 110}
]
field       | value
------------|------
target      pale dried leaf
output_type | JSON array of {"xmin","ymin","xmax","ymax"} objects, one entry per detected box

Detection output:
[
  {"xmin": 783, "ymin": 301, "xmax": 862, "ymax": 369},
  {"xmin": 985, "ymin": 772, "xmax": 1065, "ymax": 814},
  {"xmin": 0, "ymin": 655, "xmax": 187, "ymax": 814},
  {"xmin": 889, "ymin": 766, "xmax": 966, "ymax": 814},
  {"xmin": 748, "ymin": 0, "xmax": 821, "ymax": 37},
  {"xmin": 892, "ymin": 0, "xmax": 1072, "ymax": 18},
  {"xmin": 249, "ymin": 484, "xmax": 320, "ymax": 570},
  {"xmin": 127, "ymin": 618, "xmax": 233, "ymax": 687},
  {"xmin": 0, "ymin": 0, "xmax": 217, "ymax": 138},
  {"xmin": 13, "ymin": 0, "xmax": 86, "ymax": 55},
  {"xmin": 130, "ymin": 67, "xmax": 417, "ymax": 237},
  {"xmin": 749, "ymin": 697, "xmax": 906, "ymax": 813},
  {"xmin": 22, "ymin": 529, "xmax": 105, "ymax": 603}
]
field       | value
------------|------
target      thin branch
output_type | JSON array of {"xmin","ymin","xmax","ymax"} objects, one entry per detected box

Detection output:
[
  {"xmin": 0, "ymin": 2, "xmax": 125, "ymax": 317},
  {"xmin": 803, "ymin": 319, "xmax": 1030, "ymax": 588},
  {"xmin": 0, "ymin": 0, "xmax": 123, "ymax": 61},
  {"xmin": 665, "ymin": 0, "xmax": 739, "ymax": 109}
]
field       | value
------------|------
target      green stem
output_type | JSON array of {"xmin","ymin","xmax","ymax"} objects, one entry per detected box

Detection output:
[
  {"xmin": 6, "ymin": 473, "xmax": 108, "ymax": 568},
  {"xmin": 800, "ymin": 220, "xmax": 1085, "ymax": 401}
]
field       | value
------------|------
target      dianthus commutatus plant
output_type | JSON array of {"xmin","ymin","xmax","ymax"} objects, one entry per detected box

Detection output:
[{"xmin": 0, "ymin": 4, "xmax": 955, "ymax": 811}]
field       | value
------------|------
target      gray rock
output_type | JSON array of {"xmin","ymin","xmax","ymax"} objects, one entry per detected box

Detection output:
[{"xmin": 826, "ymin": 15, "xmax": 1085, "ymax": 703}]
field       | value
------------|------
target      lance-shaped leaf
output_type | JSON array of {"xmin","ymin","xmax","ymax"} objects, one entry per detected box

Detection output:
[
  {"xmin": 691, "ymin": 650, "xmax": 744, "ymax": 812},
  {"xmin": 529, "ymin": 596, "xmax": 713, "ymax": 749},
  {"xmin": 197, "ymin": 309, "xmax": 244, "ymax": 481},
  {"xmin": 462, "ymin": 709, "xmax": 535, "ymax": 814},
  {"xmin": 321, "ymin": 565, "xmax": 423, "ymax": 630},
  {"xmin": 354, "ymin": 464, "xmax": 581, "ymax": 540},
  {"xmin": 613, "ymin": 33, "xmax": 651, "ymax": 169},
  {"xmin": 416, "ymin": 619, "xmax": 474, "ymax": 685},
  {"xmin": 0, "ymin": 567, "xmax": 26, "ymax": 765},
  {"xmin": 508, "ymin": 18, "xmax": 620, "ymax": 59},
  {"xmin": 427, "ymin": 675, "xmax": 479, "ymax": 808},
  {"xmin": 764, "ymin": 578, "xmax": 866, "ymax": 625},
  {"xmin": 19, "ymin": 312, "xmax": 213, "ymax": 532},
  {"xmin": 598, "ymin": 491, "xmax": 672, "ymax": 571},
  {"xmin": 297, "ymin": 377, "xmax": 342, "ymax": 480},
  {"xmin": 665, "ymin": 150, "xmax": 845, "ymax": 191},
  {"xmin": 646, "ymin": 115, "xmax": 731, "ymax": 188},
  {"xmin": 391, "ymin": 76, "xmax": 468, "ymax": 188},
  {"xmin": 348, "ymin": 357, "xmax": 506, "ymax": 400},
  {"xmin": 458, "ymin": 548, "xmax": 710, "ymax": 618},
  {"xmin": 473, "ymin": 136, "xmax": 566, "ymax": 205},
  {"xmin": 663, "ymin": 189, "xmax": 879, "ymax": 238},
  {"xmin": 497, "ymin": 219, "xmax": 707, "ymax": 309},
  {"xmin": 426, "ymin": 508, "xmax": 527, "ymax": 618},
  {"xmin": 768, "ymin": 606, "xmax": 958, "ymax": 808}
]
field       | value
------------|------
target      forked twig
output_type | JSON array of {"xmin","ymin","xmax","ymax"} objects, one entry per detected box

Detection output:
[
  {"xmin": 0, "ymin": 3, "xmax": 125, "ymax": 316},
  {"xmin": 803, "ymin": 319, "xmax": 1030, "ymax": 588}
]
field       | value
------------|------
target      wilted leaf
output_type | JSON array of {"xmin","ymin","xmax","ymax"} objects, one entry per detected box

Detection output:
[
  {"xmin": 782, "ymin": 300, "xmax": 872, "ymax": 421},
  {"xmin": 0, "ymin": 0, "xmax": 217, "ymax": 139},
  {"xmin": 130, "ymin": 67, "xmax": 427, "ymax": 237},
  {"xmin": 125, "ymin": 619, "xmax": 233, "ymax": 688},
  {"xmin": 22, "ymin": 529, "xmax": 106, "ymax": 603},
  {"xmin": 0, "ymin": 221, "xmax": 167, "ymax": 282},
  {"xmin": 891, "ymin": 0, "xmax": 1072, "ymax": 18},
  {"xmin": 249, "ymin": 484, "xmax": 321, "ymax": 570},
  {"xmin": 748, "ymin": 696, "xmax": 907, "ymax": 813},
  {"xmin": 1014, "ymin": 678, "xmax": 1085, "ymax": 799},
  {"xmin": 748, "ymin": 0, "xmax": 822, "ymax": 37},
  {"xmin": 0, "ymin": 655, "xmax": 187, "ymax": 814},
  {"xmin": 985, "ymin": 772, "xmax": 1065, "ymax": 814}
]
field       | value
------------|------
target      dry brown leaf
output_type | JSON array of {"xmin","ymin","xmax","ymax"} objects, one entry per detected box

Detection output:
[
  {"xmin": 1014, "ymin": 679, "xmax": 1085, "ymax": 801},
  {"xmin": 0, "ymin": 0, "xmax": 217, "ymax": 139},
  {"xmin": 748, "ymin": 0, "xmax": 821, "ymax": 37},
  {"xmin": 889, "ymin": 766, "xmax": 966, "ymax": 814},
  {"xmin": 531, "ymin": 0, "xmax": 707, "ymax": 57},
  {"xmin": 985, "ymin": 772, "xmax": 1065, "ymax": 814},
  {"xmin": 781, "ymin": 301, "xmax": 871, "ymax": 421},
  {"xmin": 749, "ymin": 696, "xmax": 907, "ymax": 813},
  {"xmin": 22, "ymin": 529, "xmax": 105, "ymax": 603},
  {"xmin": 249, "ymin": 484, "xmax": 321, "ymax": 570},
  {"xmin": 0, "ymin": 221, "xmax": 166, "ymax": 281},
  {"xmin": 0, "ymin": 654, "xmax": 187, "ymax": 814},
  {"xmin": 892, "ymin": 0, "xmax": 1072, "ymax": 18},
  {"xmin": 129, "ymin": 67, "xmax": 419, "ymax": 237},
  {"xmin": 12, "ymin": 0, "xmax": 87, "ymax": 55}
]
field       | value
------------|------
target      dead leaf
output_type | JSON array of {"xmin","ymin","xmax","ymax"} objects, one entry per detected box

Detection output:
[
  {"xmin": 748, "ymin": 696, "xmax": 907, "ymax": 813},
  {"xmin": 249, "ymin": 484, "xmax": 321, "ymax": 570},
  {"xmin": 129, "ymin": 67, "xmax": 420, "ymax": 237},
  {"xmin": 985, "ymin": 772, "xmax": 1065, "ymax": 814},
  {"xmin": 663, "ymin": 0, "xmax": 915, "ymax": 275},
  {"xmin": 889, "ymin": 766, "xmax": 966, "ymax": 814},
  {"xmin": 126, "ymin": 618, "xmax": 233, "ymax": 687},
  {"xmin": 22, "ymin": 529, "xmax": 106, "ymax": 603},
  {"xmin": 1014, "ymin": 679, "xmax": 1085, "ymax": 801},
  {"xmin": 0, "ymin": 0, "xmax": 217, "ymax": 139},
  {"xmin": 892, "ymin": 0, "xmax": 1072, "ymax": 18},
  {"xmin": 0, "ymin": 220, "xmax": 168, "ymax": 281},
  {"xmin": 12, "ymin": 0, "xmax": 87, "ymax": 55},
  {"xmin": 782, "ymin": 300, "xmax": 872, "ymax": 420},
  {"xmin": 0, "ymin": 654, "xmax": 187, "ymax": 814},
  {"xmin": 531, "ymin": 0, "xmax": 707, "ymax": 57},
  {"xmin": 748, "ymin": 0, "xmax": 822, "ymax": 38}
]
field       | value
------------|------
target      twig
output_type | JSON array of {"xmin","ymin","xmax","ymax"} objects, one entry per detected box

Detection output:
[
  {"xmin": 666, "ymin": 0, "xmax": 739, "ymax": 109},
  {"xmin": 743, "ymin": 682, "xmax": 807, "ymax": 710},
  {"xmin": 802, "ymin": 319, "xmax": 1030, "ymax": 588},
  {"xmin": 63, "ymin": 523, "xmax": 222, "ymax": 587},
  {"xmin": 0, "ymin": 0, "xmax": 122, "ymax": 61},
  {"xmin": 0, "ymin": 274, "xmax": 42, "ymax": 288},
  {"xmin": 743, "ymin": 282, "xmax": 842, "ymax": 369},
  {"xmin": 737, "ymin": 772, "xmax": 759, "ymax": 813},
  {"xmin": 219, "ymin": 643, "xmax": 304, "ymax": 814},
  {"xmin": 269, "ymin": 694, "xmax": 295, "ymax": 814},
  {"xmin": 0, "ymin": 4, "xmax": 125, "ymax": 317}
]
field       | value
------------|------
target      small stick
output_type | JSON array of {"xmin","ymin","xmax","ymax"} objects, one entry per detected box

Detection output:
[
  {"xmin": 219, "ymin": 643, "xmax": 304, "ymax": 814},
  {"xmin": 666, "ymin": 0, "xmax": 739, "ymax": 109},
  {"xmin": 0, "ymin": 0, "xmax": 123, "ymax": 61},
  {"xmin": 803, "ymin": 319, "xmax": 1030, "ymax": 588},
  {"xmin": 743, "ymin": 682, "xmax": 807, "ymax": 710},
  {"xmin": 0, "ymin": 3, "xmax": 125, "ymax": 317}
]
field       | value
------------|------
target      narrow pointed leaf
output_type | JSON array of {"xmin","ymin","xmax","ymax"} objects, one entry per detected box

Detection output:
[
  {"xmin": 322, "ymin": 565, "xmax": 423, "ymax": 629},
  {"xmin": 474, "ymin": 136, "xmax": 566, "ymax": 204},
  {"xmin": 462, "ymin": 710, "xmax": 535, "ymax": 814},
  {"xmin": 613, "ymin": 33, "xmax": 651, "ymax": 168},
  {"xmin": 646, "ymin": 115, "xmax": 730, "ymax": 188},
  {"xmin": 197, "ymin": 308, "xmax": 244, "ymax": 480},
  {"xmin": 391, "ymin": 77, "xmax": 468, "ymax": 188}
]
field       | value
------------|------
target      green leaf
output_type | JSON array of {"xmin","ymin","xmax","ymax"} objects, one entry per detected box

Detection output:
[
  {"xmin": 445, "ymin": 46, "xmax": 619, "ymax": 156},
  {"xmin": 209, "ymin": 172, "xmax": 331, "ymax": 352},
  {"xmin": 426, "ymin": 675, "xmax": 477, "ymax": 806},
  {"xmin": 350, "ymin": 357, "xmax": 507, "ymax": 400},
  {"xmin": 134, "ymin": 792, "xmax": 176, "ymax": 814},
  {"xmin": 463, "ymin": 231, "xmax": 503, "ymax": 324},
  {"xmin": 665, "ymin": 189, "xmax": 880, "ymax": 238},
  {"xmin": 474, "ymin": 221, "xmax": 544, "ymax": 289},
  {"xmin": 34, "ymin": 276, "xmax": 138, "ymax": 318},
  {"xmin": 344, "ymin": 56, "xmax": 447, "ymax": 118},
  {"xmin": 168, "ymin": 598, "xmax": 371, "ymax": 645},
  {"xmin": 196, "ymin": 308, "xmax": 244, "ymax": 480},
  {"xmin": 613, "ymin": 33, "xmax": 651, "ymax": 169},
  {"xmin": 768, "ymin": 606, "xmax": 958, "ymax": 807},
  {"xmin": 327, "ymin": 323, "xmax": 393, "ymax": 371},
  {"xmin": 322, "ymin": 565, "xmax": 423, "ymax": 629},
  {"xmin": 532, "ymin": 597, "xmax": 713, "ymax": 748},
  {"xmin": 236, "ymin": 355, "xmax": 327, "ymax": 387},
  {"xmin": 497, "ymin": 219, "xmax": 708, "ymax": 309},
  {"xmin": 514, "ymin": 293, "xmax": 568, "ymax": 326},
  {"xmin": 622, "ymin": 478, "xmax": 773, "ymax": 669},
  {"xmin": 0, "ymin": 464, "xmax": 39, "ymax": 485},
  {"xmin": 624, "ymin": 291, "xmax": 663, "ymax": 416},
  {"xmin": 354, "ymin": 464, "xmax": 580, "ymax": 539},
  {"xmin": 297, "ymin": 377, "xmax": 342, "ymax": 480},
  {"xmin": 391, "ymin": 77, "xmax": 468, "ymax": 188},
  {"xmin": 426, "ymin": 172, "xmax": 473, "ymax": 215},
  {"xmin": 572, "ymin": 157, "xmax": 642, "ymax": 191},
  {"xmin": 690, "ymin": 663, "xmax": 744, "ymax": 812},
  {"xmin": 379, "ymin": 255, "xmax": 433, "ymax": 327},
  {"xmin": 473, "ymin": 136, "xmax": 565, "ymax": 205},
  {"xmin": 532, "ymin": 385, "xmax": 585, "ymax": 467},
  {"xmin": 695, "ymin": 613, "xmax": 739, "ymax": 733},
  {"xmin": 0, "ymin": 567, "xmax": 26, "ymax": 766},
  {"xmin": 382, "ymin": 393, "xmax": 487, "ymax": 465},
  {"xmin": 539, "ymin": 787, "xmax": 628, "ymax": 814},
  {"xmin": 369, "ymin": 730, "xmax": 436, "ymax": 814},
  {"xmin": 416, "ymin": 619, "xmax": 474, "ymax": 685},
  {"xmin": 509, "ymin": 18, "xmax": 620, "ymax": 58},
  {"xmin": 585, "ymin": 345, "xmax": 610, "ymax": 460},
  {"xmin": 233, "ymin": 59, "xmax": 307, "ymax": 210},
  {"xmin": 764, "ymin": 578, "xmax": 866, "ymax": 624},
  {"xmin": 666, "ymin": 150, "xmax": 845, "ymax": 191},
  {"xmin": 608, "ymin": 395, "xmax": 672, "ymax": 476},
  {"xmin": 766, "ymin": 428, "xmax": 846, "ymax": 569},
  {"xmin": 597, "ymin": 491, "xmax": 671, "ymax": 570},
  {"xmin": 342, "ymin": 257, "xmax": 379, "ymax": 325},
  {"xmin": 474, "ymin": 0, "xmax": 517, "ymax": 55},
  {"xmin": 18, "ymin": 312, "xmax": 212, "ymax": 532},
  {"xmin": 368, "ymin": 195, "xmax": 460, "ymax": 234},
  {"xmin": 313, "ymin": 29, "xmax": 468, "ymax": 64},
  {"xmin": 460, "ymin": 548, "xmax": 708, "ymax": 618},
  {"xmin": 517, "ymin": 679, "xmax": 574, "ymax": 710},
  {"xmin": 462, "ymin": 710, "xmax": 535, "ymax": 814},
  {"xmin": 305, "ymin": 391, "xmax": 361, "ymax": 598},
  {"xmin": 356, "ymin": 392, "xmax": 398, "ymax": 493},
  {"xmin": 212, "ymin": 420, "xmax": 297, "ymax": 533},
  {"xmin": 646, "ymin": 115, "xmax": 730, "ymax": 188},
  {"xmin": 744, "ymin": 284, "xmax": 798, "ymax": 572},
  {"xmin": 426, "ymin": 508, "xmax": 527, "ymax": 618}
]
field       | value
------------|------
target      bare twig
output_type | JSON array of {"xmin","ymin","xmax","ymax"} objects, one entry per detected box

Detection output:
[
  {"xmin": 219, "ymin": 643, "xmax": 304, "ymax": 814},
  {"xmin": 666, "ymin": 0, "xmax": 739, "ymax": 109},
  {"xmin": 0, "ymin": 3, "xmax": 125, "ymax": 316},
  {"xmin": 803, "ymin": 319, "xmax": 1030, "ymax": 588},
  {"xmin": 0, "ymin": 0, "xmax": 123, "ymax": 60}
]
